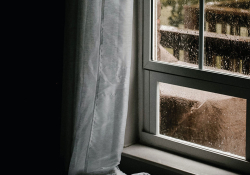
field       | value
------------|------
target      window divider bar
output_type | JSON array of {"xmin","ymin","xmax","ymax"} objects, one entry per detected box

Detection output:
[{"xmin": 198, "ymin": 0, "xmax": 205, "ymax": 70}]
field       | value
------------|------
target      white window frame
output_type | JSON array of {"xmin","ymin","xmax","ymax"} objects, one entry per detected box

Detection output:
[{"xmin": 138, "ymin": 0, "xmax": 250, "ymax": 174}]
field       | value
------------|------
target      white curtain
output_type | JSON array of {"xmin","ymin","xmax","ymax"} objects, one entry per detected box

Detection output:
[{"xmin": 61, "ymin": 0, "xmax": 139, "ymax": 174}]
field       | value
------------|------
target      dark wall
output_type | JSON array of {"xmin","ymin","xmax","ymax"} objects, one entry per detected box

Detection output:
[
  {"xmin": 31, "ymin": 0, "xmax": 65, "ymax": 173},
  {"xmin": 55, "ymin": 4, "xmax": 65, "ymax": 175},
  {"xmin": 53, "ymin": 1, "xmax": 65, "ymax": 174}
]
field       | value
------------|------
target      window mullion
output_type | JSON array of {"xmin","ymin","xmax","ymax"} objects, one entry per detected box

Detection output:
[{"xmin": 198, "ymin": 0, "xmax": 205, "ymax": 70}]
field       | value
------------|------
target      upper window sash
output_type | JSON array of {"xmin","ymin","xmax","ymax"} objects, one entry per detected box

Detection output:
[{"xmin": 143, "ymin": 0, "xmax": 250, "ymax": 89}]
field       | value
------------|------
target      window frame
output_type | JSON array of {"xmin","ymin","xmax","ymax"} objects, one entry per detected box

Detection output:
[{"xmin": 139, "ymin": 0, "xmax": 250, "ymax": 174}]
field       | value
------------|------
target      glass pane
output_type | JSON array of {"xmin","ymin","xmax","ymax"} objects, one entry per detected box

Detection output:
[
  {"xmin": 204, "ymin": 0, "xmax": 250, "ymax": 77},
  {"xmin": 154, "ymin": 0, "xmax": 200, "ymax": 68},
  {"xmin": 159, "ymin": 82, "xmax": 246, "ymax": 157}
]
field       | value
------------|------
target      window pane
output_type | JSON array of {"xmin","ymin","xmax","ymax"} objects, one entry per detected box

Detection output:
[
  {"xmin": 154, "ymin": 0, "xmax": 199, "ymax": 68},
  {"xmin": 204, "ymin": 0, "xmax": 250, "ymax": 77},
  {"xmin": 159, "ymin": 82, "xmax": 246, "ymax": 157}
]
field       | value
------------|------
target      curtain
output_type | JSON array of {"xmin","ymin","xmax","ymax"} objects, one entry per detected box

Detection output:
[{"xmin": 61, "ymin": 0, "xmax": 137, "ymax": 174}]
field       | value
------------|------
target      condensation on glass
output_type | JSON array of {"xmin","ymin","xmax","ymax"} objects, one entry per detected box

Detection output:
[
  {"xmin": 154, "ymin": 0, "xmax": 200, "ymax": 67},
  {"xmin": 204, "ymin": 0, "xmax": 250, "ymax": 77},
  {"xmin": 154, "ymin": 0, "xmax": 250, "ymax": 77},
  {"xmin": 159, "ymin": 82, "xmax": 246, "ymax": 157}
]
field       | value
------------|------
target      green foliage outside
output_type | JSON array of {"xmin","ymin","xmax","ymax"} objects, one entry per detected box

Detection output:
[
  {"xmin": 160, "ymin": 0, "xmax": 198, "ymax": 27},
  {"xmin": 160, "ymin": 0, "xmax": 236, "ymax": 27}
]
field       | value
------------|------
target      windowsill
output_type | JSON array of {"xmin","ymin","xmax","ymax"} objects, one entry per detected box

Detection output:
[{"xmin": 122, "ymin": 144, "xmax": 242, "ymax": 175}]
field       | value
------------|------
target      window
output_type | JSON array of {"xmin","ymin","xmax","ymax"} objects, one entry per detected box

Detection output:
[{"xmin": 139, "ymin": 0, "xmax": 250, "ymax": 174}]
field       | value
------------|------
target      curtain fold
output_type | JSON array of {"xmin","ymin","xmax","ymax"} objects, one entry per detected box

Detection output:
[{"xmin": 61, "ymin": 0, "xmax": 134, "ymax": 174}]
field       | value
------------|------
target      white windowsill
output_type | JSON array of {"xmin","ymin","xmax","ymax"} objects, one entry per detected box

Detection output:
[{"xmin": 122, "ymin": 144, "xmax": 242, "ymax": 175}]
